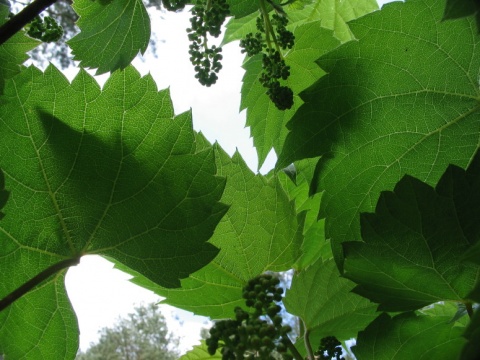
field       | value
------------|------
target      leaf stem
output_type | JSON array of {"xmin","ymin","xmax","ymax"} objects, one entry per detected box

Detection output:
[
  {"xmin": 304, "ymin": 325, "xmax": 315, "ymax": 360},
  {"xmin": 466, "ymin": 301, "xmax": 474, "ymax": 319},
  {"xmin": 0, "ymin": 256, "xmax": 80, "ymax": 312},
  {"xmin": 282, "ymin": 334, "xmax": 304, "ymax": 360},
  {"xmin": 0, "ymin": 0, "xmax": 58, "ymax": 46},
  {"xmin": 259, "ymin": 0, "xmax": 281, "ymax": 54}
]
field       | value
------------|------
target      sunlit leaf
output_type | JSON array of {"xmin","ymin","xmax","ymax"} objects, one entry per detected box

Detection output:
[
  {"xmin": 343, "ymin": 153, "xmax": 480, "ymax": 311},
  {"xmin": 69, "ymin": 0, "xmax": 150, "ymax": 74},
  {"xmin": 279, "ymin": 0, "xmax": 480, "ymax": 265},
  {"xmin": 133, "ymin": 140, "xmax": 304, "ymax": 319},
  {"xmin": 284, "ymin": 258, "xmax": 378, "ymax": 345},
  {"xmin": 0, "ymin": 65, "xmax": 226, "ymax": 357}
]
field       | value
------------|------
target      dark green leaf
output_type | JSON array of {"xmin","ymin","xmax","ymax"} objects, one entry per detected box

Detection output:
[
  {"xmin": 460, "ymin": 308, "xmax": 480, "ymax": 360},
  {"xmin": 0, "ymin": 168, "xmax": 8, "ymax": 220},
  {"xmin": 443, "ymin": 0, "xmax": 480, "ymax": 32},
  {"xmin": 278, "ymin": 0, "xmax": 480, "ymax": 266},
  {"xmin": 344, "ymin": 154, "xmax": 480, "ymax": 311},
  {"xmin": 0, "ymin": 65, "xmax": 227, "ymax": 356},
  {"xmin": 132, "ymin": 141, "xmax": 304, "ymax": 319},
  {"xmin": 353, "ymin": 310, "xmax": 466, "ymax": 360}
]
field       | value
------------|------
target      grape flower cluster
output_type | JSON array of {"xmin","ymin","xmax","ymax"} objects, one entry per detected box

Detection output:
[
  {"xmin": 161, "ymin": 0, "xmax": 187, "ymax": 12},
  {"xmin": 186, "ymin": 0, "xmax": 230, "ymax": 86},
  {"xmin": 239, "ymin": 4, "xmax": 295, "ymax": 111},
  {"xmin": 206, "ymin": 274, "xmax": 293, "ymax": 359},
  {"xmin": 27, "ymin": 16, "xmax": 63, "ymax": 43},
  {"xmin": 315, "ymin": 336, "xmax": 345, "ymax": 360}
]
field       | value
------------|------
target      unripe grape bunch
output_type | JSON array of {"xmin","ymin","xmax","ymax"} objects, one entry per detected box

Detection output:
[
  {"xmin": 239, "ymin": 2, "xmax": 295, "ymax": 110},
  {"xmin": 206, "ymin": 273, "xmax": 294, "ymax": 359}
]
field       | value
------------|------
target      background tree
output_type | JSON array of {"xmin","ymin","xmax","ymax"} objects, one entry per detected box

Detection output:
[{"xmin": 76, "ymin": 303, "xmax": 179, "ymax": 360}]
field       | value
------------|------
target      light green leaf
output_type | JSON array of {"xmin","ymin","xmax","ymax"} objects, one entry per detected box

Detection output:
[
  {"xmin": 288, "ymin": 0, "xmax": 379, "ymax": 42},
  {"xmin": 69, "ymin": 0, "xmax": 150, "ymax": 74},
  {"xmin": 0, "ymin": 65, "xmax": 227, "ymax": 357},
  {"xmin": 242, "ymin": 22, "xmax": 340, "ymax": 166},
  {"xmin": 353, "ymin": 311, "xmax": 466, "ymax": 360},
  {"xmin": 133, "ymin": 141, "xmax": 304, "ymax": 319},
  {"xmin": 279, "ymin": 0, "xmax": 480, "ymax": 265},
  {"xmin": 179, "ymin": 341, "xmax": 221, "ymax": 359},
  {"xmin": 0, "ymin": 3, "xmax": 39, "ymax": 93},
  {"xmin": 278, "ymin": 158, "xmax": 330, "ymax": 269},
  {"xmin": 225, "ymin": 0, "xmax": 259, "ymax": 19},
  {"xmin": 343, "ymin": 153, "xmax": 480, "ymax": 311},
  {"xmin": 222, "ymin": 12, "xmax": 257, "ymax": 46},
  {"xmin": 284, "ymin": 258, "xmax": 378, "ymax": 345}
]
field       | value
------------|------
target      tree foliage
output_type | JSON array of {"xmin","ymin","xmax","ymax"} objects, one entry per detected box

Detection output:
[
  {"xmin": 76, "ymin": 303, "xmax": 179, "ymax": 360},
  {"xmin": 0, "ymin": 0, "xmax": 479, "ymax": 359}
]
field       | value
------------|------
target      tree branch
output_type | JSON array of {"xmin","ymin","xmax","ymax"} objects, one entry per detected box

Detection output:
[
  {"xmin": 0, "ymin": 256, "xmax": 80, "ymax": 312},
  {"xmin": 0, "ymin": 0, "xmax": 58, "ymax": 46}
]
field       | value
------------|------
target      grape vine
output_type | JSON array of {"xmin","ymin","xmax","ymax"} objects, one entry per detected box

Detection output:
[
  {"xmin": 206, "ymin": 274, "xmax": 295, "ymax": 359},
  {"xmin": 160, "ymin": 0, "xmax": 295, "ymax": 109},
  {"xmin": 239, "ymin": 1, "xmax": 295, "ymax": 110}
]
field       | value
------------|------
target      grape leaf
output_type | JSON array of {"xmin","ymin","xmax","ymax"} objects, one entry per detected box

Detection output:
[
  {"xmin": 222, "ymin": 0, "xmax": 378, "ymax": 45},
  {"xmin": 343, "ymin": 153, "xmax": 480, "ymax": 311},
  {"xmin": 283, "ymin": 258, "xmax": 378, "ymax": 345},
  {"xmin": 461, "ymin": 309, "xmax": 480, "ymax": 360},
  {"xmin": 278, "ymin": 158, "xmax": 330, "ymax": 269},
  {"xmin": 132, "ymin": 141, "xmax": 305, "ymax": 319},
  {"xmin": 0, "ymin": 168, "xmax": 8, "ymax": 220},
  {"xmin": 0, "ymin": 65, "xmax": 227, "ymax": 357},
  {"xmin": 0, "ymin": 2, "xmax": 39, "ymax": 93},
  {"xmin": 353, "ymin": 311, "xmax": 466, "ymax": 359},
  {"xmin": 179, "ymin": 341, "xmax": 221, "ymax": 359},
  {"xmin": 241, "ymin": 22, "xmax": 340, "ymax": 166},
  {"xmin": 69, "ymin": 0, "xmax": 150, "ymax": 74},
  {"xmin": 225, "ymin": 0, "xmax": 259, "ymax": 19},
  {"xmin": 278, "ymin": 0, "xmax": 480, "ymax": 266},
  {"xmin": 443, "ymin": 0, "xmax": 480, "ymax": 32},
  {"xmin": 287, "ymin": 0, "xmax": 379, "ymax": 42}
]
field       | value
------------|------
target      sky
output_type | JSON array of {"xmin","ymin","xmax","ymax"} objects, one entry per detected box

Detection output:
[{"xmin": 62, "ymin": 0, "xmax": 396, "ymax": 355}]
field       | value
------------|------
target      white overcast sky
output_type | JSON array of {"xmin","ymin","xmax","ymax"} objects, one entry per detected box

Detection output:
[{"xmin": 63, "ymin": 0, "xmax": 395, "ymax": 355}]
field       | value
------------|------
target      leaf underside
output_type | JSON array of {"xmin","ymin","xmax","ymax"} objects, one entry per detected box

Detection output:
[
  {"xmin": 0, "ymin": 65, "xmax": 227, "ymax": 357},
  {"xmin": 278, "ymin": 0, "xmax": 480, "ymax": 266}
]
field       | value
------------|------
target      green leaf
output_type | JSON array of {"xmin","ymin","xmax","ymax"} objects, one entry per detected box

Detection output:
[
  {"xmin": 353, "ymin": 311, "xmax": 466, "ymax": 360},
  {"xmin": 284, "ymin": 258, "xmax": 378, "ymax": 345},
  {"xmin": 0, "ymin": 3, "xmax": 39, "ymax": 93},
  {"xmin": 0, "ymin": 274, "xmax": 79, "ymax": 359},
  {"xmin": 225, "ymin": 0, "xmax": 259, "ymax": 19},
  {"xmin": 0, "ymin": 168, "xmax": 8, "ymax": 220},
  {"xmin": 133, "ymin": 141, "xmax": 304, "ymax": 319},
  {"xmin": 69, "ymin": 0, "xmax": 150, "ymax": 74},
  {"xmin": 287, "ymin": 0, "xmax": 379, "ymax": 42},
  {"xmin": 443, "ymin": 0, "xmax": 480, "ymax": 31},
  {"xmin": 343, "ymin": 154, "xmax": 480, "ymax": 311},
  {"xmin": 0, "ymin": 65, "xmax": 227, "ymax": 356},
  {"xmin": 278, "ymin": 158, "xmax": 330, "ymax": 269},
  {"xmin": 179, "ymin": 341, "xmax": 221, "ymax": 359},
  {"xmin": 241, "ymin": 22, "xmax": 340, "ymax": 166},
  {"xmin": 278, "ymin": 0, "xmax": 480, "ymax": 265},
  {"xmin": 460, "ymin": 309, "xmax": 480, "ymax": 360},
  {"xmin": 222, "ymin": 0, "xmax": 378, "ymax": 45}
]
